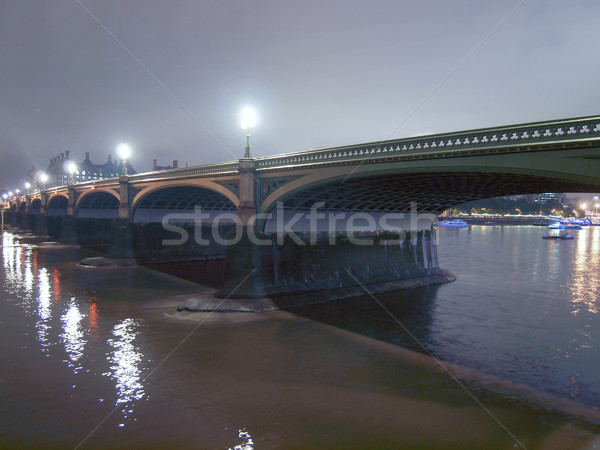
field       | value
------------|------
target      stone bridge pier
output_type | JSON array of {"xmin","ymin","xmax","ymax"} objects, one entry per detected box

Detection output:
[
  {"xmin": 216, "ymin": 207, "xmax": 452, "ymax": 303},
  {"xmin": 216, "ymin": 158, "xmax": 452, "ymax": 302}
]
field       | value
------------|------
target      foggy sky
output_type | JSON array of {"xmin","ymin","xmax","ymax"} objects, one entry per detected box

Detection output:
[{"xmin": 1, "ymin": 0, "xmax": 599, "ymax": 190}]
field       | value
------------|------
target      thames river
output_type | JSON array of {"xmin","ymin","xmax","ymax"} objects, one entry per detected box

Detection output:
[{"xmin": 1, "ymin": 226, "xmax": 599, "ymax": 448}]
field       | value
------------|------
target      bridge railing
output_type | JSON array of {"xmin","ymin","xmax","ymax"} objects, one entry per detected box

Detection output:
[
  {"xmin": 127, "ymin": 162, "xmax": 239, "ymax": 181},
  {"xmin": 255, "ymin": 115, "xmax": 600, "ymax": 169}
]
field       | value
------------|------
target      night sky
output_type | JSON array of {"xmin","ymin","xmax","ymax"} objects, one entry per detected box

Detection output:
[{"xmin": 1, "ymin": 0, "xmax": 599, "ymax": 191}]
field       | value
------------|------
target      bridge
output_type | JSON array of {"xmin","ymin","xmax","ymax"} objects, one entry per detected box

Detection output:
[{"xmin": 3, "ymin": 115, "xmax": 600, "ymax": 304}]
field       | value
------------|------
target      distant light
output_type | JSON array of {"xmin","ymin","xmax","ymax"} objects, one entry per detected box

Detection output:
[
  {"xmin": 581, "ymin": 203, "xmax": 588, "ymax": 210},
  {"xmin": 25, "ymin": 182, "xmax": 31, "ymax": 189},
  {"xmin": 15, "ymin": 189, "xmax": 20, "ymax": 195},
  {"xmin": 116, "ymin": 143, "xmax": 131, "ymax": 160},
  {"xmin": 39, "ymin": 172, "xmax": 49, "ymax": 183},
  {"xmin": 2, "ymin": 194, "xmax": 7, "ymax": 199},
  {"xmin": 240, "ymin": 107, "xmax": 257, "ymax": 130},
  {"xmin": 8, "ymin": 191, "xmax": 12, "ymax": 196}
]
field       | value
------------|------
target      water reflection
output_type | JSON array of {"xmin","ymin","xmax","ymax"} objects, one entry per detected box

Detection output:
[
  {"xmin": 1, "ymin": 231, "xmax": 148, "ymax": 425},
  {"xmin": 36, "ymin": 267, "xmax": 52, "ymax": 351},
  {"xmin": 60, "ymin": 299, "xmax": 86, "ymax": 372},
  {"xmin": 569, "ymin": 229, "xmax": 599, "ymax": 315},
  {"xmin": 228, "ymin": 429, "xmax": 254, "ymax": 450},
  {"xmin": 104, "ymin": 318, "xmax": 146, "ymax": 423}
]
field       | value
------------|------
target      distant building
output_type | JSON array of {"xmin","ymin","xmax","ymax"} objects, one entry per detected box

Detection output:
[
  {"xmin": 537, "ymin": 193, "xmax": 566, "ymax": 204},
  {"xmin": 38, "ymin": 151, "xmax": 136, "ymax": 188},
  {"xmin": 502, "ymin": 194, "xmax": 538, "ymax": 202},
  {"xmin": 152, "ymin": 159, "xmax": 179, "ymax": 171}
]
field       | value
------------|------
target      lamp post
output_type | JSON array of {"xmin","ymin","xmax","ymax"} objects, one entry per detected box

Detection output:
[
  {"xmin": 15, "ymin": 189, "xmax": 20, "ymax": 199},
  {"xmin": 39, "ymin": 172, "xmax": 48, "ymax": 191},
  {"xmin": 25, "ymin": 182, "xmax": 31, "ymax": 195},
  {"xmin": 65, "ymin": 161, "xmax": 77, "ymax": 185},
  {"xmin": 240, "ymin": 107, "xmax": 257, "ymax": 158},
  {"xmin": 116, "ymin": 143, "xmax": 131, "ymax": 175}
]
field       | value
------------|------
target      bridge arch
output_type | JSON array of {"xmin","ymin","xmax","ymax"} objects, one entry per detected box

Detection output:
[
  {"xmin": 18, "ymin": 201, "xmax": 26, "ymax": 213},
  {"xmin": 132, "ymin": 184, "xmax": 237, "ymax": 223},
  {"xmin": 75, "ymin": 189, "xmax": 120, "ymax": 219},
  {"xmin": 47, "ymin": 194, "xmax": 68, "ymax": 215},
  {"xmin": 260, "ymin": 151, "xmax": 600, "ymax": 218},
  {"xmin": 258, "ymin": 161, "xmax": 600, "ymax": 233},
  {"xmin": 29, "ymin": 198, "xmax": 41, "ymax": 214},
  {"xmin": 131, "ymin": 180, "xmax": 239, "ymax": 214}
]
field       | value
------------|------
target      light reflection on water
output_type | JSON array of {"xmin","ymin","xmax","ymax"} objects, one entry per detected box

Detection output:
[
  {"xmin": 103, "ymin": 317, "xmax": 146, "ymax": 422},
  {"xmin": 60, "ymin": 299, "xmax": 86, "ymax": 372},
  {"xmin": 1, "ymin": 232, "xmax": 147, "ymax": 425},
  {"xmin": 569, "ymin": 228, "xmax": 599, "ymax": 315},
  {"xmin": 36, "ymin": 268, "xmax": 52, "ymax": 351},
  {"xmin": 228, "ymin": 429, "xmax": 254, "ymax": 450}
]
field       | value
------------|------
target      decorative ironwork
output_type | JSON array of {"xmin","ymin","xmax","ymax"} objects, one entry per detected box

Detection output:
[
  {"xmin": 259, "ymin": 176, "xmax": 302, "ymax": 200},
  {"xmin": 215, "ymin": 181, "xmax": 240, "ymax": 198},
  {"xmin": 254, "ymin": 115, "xmax": 600, "ymax": 169}
]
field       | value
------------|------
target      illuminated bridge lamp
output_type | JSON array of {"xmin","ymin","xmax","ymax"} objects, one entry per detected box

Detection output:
[
  {"xmin": 39, "ymin": 172, "xmax": 48, "ymax": 190},
  {"xmin": 25, "ymin": 182, "xmax": 31, "ymax": 194},
  {"xmin": 241, "ymin": 107, "xmax": 257, "ymax": 158},
  {"xmin": 116, "ymin": 143, "xmax": 132, "ymax": 175},
  {"xmin": 65, "ymin": 161, "xmax": 77, "ymax": 185}
]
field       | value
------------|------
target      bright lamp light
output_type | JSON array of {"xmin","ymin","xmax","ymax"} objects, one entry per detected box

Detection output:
[
  {"xmin": 65, "ymin": 161, "xmax": 77, "ymax": 174},
  {"xmin": 116, "ymin": 143, "xmax": 132, "ymax": 160},
  {"xmin": 240, "ymin": 107, "xmax": 257, "ymax": 130}
]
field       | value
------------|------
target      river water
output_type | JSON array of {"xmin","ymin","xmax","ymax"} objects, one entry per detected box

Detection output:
[{"xmin": 1, "ymin": 226, "xmax": 599, "ymax": 448}]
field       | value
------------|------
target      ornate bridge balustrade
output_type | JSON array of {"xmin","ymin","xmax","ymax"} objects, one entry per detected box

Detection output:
[{"xmin": 5, "ymin": 115, "xmax": 600, "ymax": 305}]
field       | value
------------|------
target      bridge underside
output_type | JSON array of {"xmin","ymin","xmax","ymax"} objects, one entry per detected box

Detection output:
[{"xmin": 276, "ymin": 171, "xmax": 599, "ymax": 215}]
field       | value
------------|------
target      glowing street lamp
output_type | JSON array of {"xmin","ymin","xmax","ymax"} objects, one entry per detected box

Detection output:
[
  {"xmin": 116, "ymin": 143, "xmax": 131, "ymax": 175},
  {"xmin": 15, "ymin": 189, "xmax": 20, "ymax": 198},
  {"xmin": 39, "ymin": 172, "xmax": 48, "ymax": 190},
  {"xmin": 25, "ymin": 182, "xmax": 31, "ymax": 194},
  {"xmin": 8, "ymin": 191, "xmax": 13, "ymax": 199},
  {"xmin": 240, "ymin": 107, "xmax": 257, "ymax": 158},
  {"xmin": 65, "ymin": 161, "xmax": 77, "ymax": 185}
]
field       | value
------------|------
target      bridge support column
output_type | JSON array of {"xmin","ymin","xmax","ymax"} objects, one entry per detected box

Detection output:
[
  {"xmin": 215, "ymin": 226, "xmax": 268, "ymax": 299},
  {"xmin": 106, "ymin": 176, "xmax": 134, "ymax": 259},
  {"xmin": 20, "ymin": 213, "xmax": 29, "ymax": 229},
  {"xmin": 33, "ymin": 193, "xmax": 48, "ymax": 234},
  {"xmin": 33, "ymin": 213, "xmax": 47, "ymax": 234},
  {"xmin": 59, "ymin": 186, "xmax": 78, "ymax": 243},
  {"xmin": 266, "ymin": 230, "xmax": 452, "ymax": 300},
  {"xmin": 216, "ymin": 227, "xmax": 454, "ymax": 304},
  {"xmin": 59, "ymin": 216, "xmax": 78, "ymax": 243},
  {"xmin": 216, "ymin": 158, "xmax": 268, "ymax": 298}
]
